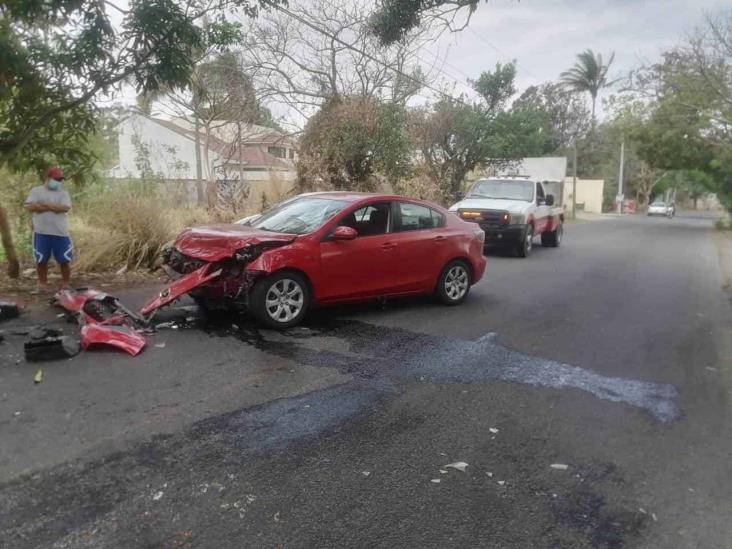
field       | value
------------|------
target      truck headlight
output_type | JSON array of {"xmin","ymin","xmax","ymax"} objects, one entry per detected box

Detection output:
[{"xmin": 509, "ymin": 213, "xmax": 525, "ymax": 225}]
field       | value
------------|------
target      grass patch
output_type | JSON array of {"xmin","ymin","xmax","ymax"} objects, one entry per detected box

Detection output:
[
  {"xmin": 71, "ymin": 181, "xmax": 239, "ymax": 272},
  {"xmin": 715, "ymin": 218, "xmax": 732, "ymax": 230}
]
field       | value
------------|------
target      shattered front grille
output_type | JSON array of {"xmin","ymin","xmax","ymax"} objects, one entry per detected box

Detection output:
[{"xmin": 164, "ymin": 248, "xmax": 205, "ymax": 275}]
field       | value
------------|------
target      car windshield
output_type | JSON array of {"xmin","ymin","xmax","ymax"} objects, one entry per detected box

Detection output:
[
  {"xmin": 651, "ymin": 202, "xmax": 666, "ymax": 207},
  {"xmin": 468, "ymin": 179, "xmax": 534, "ymax": 202},
  {"xmin": 250, "ymin": 197, "xmax": 349, "ymax": 235}
]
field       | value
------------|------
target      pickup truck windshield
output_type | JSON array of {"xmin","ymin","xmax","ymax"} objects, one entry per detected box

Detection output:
[
  {"xmin": 251, "ymin": 197, "xmax": 349, "ymax": 235},
  {"xmin": 469, "ymin": 179, "xmax": 534, "ymax": 202}
]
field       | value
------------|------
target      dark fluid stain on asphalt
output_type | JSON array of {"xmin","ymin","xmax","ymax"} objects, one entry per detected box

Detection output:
[
  {"xmin": 179, "ymin": 310, "xmax": 680, "ymax": 422},
  {"xmin": 194, "ymin": 379, "xmax": 398, "ymax": 456}
]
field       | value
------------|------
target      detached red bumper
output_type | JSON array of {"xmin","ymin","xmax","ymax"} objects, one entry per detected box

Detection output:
[
  {"xmin": 80, "ymin": 324, "xmax": 147, "ymax": 356},
  {"xmin": 140, "ymin": 264, "xmax": 222, "ymax": 318}
]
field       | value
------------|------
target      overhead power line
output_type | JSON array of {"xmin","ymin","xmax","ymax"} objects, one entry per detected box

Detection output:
[{"xmin": 467, "ymin": 27, "xmax": 540, "ymax": 80}]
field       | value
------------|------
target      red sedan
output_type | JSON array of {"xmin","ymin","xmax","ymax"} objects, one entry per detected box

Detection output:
[{"xmin": 155, "ymin": 192, "xmax": 487, "ymax": 327}]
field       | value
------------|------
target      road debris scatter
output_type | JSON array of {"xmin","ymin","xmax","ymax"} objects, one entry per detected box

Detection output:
[{"xmin": 444, "ymin": 462, "xmax": 468, "ymax": 472}]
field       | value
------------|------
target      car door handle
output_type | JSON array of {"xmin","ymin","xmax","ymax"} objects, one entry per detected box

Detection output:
[
  {"xmin": 434, "ymin": 235, "xmax": 446, "ymax": 242},
  {"xmin": 381, "ymin": 242, "xmax": 397, "ymax": 250}
]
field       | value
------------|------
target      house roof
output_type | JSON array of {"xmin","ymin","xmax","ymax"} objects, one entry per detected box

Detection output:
[
  {"xmin": 168, "ymin": 118, "xmax": 296, "ymax": 147},
  {"xmin": 141, "ymin": 115, "xmax": 294, "ymax": 170},
  {"xmin": 222, "ymin": 147, "xmax": 293, "ymax": 170}
]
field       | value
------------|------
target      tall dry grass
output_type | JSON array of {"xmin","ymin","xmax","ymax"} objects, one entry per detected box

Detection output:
[{"xmin": 71, "ymin": 182, "xmax": 237, "ymax": 272}]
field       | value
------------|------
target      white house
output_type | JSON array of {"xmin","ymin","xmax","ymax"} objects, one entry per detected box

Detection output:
[{"xmin": 110, "ymin": 112, "xmax": 298, "ymax": 183}]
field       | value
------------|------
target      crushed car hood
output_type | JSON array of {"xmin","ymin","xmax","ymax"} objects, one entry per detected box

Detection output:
[
  {"xmin": 173, "ymin": 224, "xmax": 297, "ymax": 261},
  {"xmin": 451, "ymin": 198, "xmax": 531, "ymax": 214}
]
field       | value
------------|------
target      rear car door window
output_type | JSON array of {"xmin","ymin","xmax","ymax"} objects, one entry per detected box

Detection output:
[
  {"xmin": 397, "ymin": 202, "xmax": 444, "ymax": 231},
  {"xmin": 341, "ymin": 202, "xmax": 392, "ymax": 236}
]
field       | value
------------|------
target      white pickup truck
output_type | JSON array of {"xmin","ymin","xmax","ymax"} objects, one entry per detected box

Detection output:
[{"xmin": 449, "ymin": 177, "xmax": 564, "ymax": 257}]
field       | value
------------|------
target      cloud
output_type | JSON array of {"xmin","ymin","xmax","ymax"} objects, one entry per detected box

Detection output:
[{"xmin": 425, "ymin": 0, "xmax": 729, "ymax": 93}]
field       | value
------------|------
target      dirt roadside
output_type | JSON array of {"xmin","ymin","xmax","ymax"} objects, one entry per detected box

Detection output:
[{"xmin": 0, "ymin": 266, "xmax": 166, "ymax": 306}]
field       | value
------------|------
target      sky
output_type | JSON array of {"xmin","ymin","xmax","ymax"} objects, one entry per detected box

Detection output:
[
  {"xmin": 422, "ymin": 0, "xmax": 729, "ymax": 99},
  {"xmin": 105, "ymin": 0, "xmax": 729, "ymax": 124}
]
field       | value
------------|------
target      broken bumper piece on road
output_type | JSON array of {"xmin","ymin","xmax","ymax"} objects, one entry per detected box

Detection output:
[
  {"xmin": 53, "ymin": 266, "xmax": 225, "ymax": 358},
  {"xmin": 54, "ymin": 288, "xmax": 149, "ymax": 357},
  {"xmin": 140, "ymin": 264, "xmax": 222, "ymax": 318},
  {"xmin": 80, "ymin": 324, "xmax": 146, "ymax": 356}
]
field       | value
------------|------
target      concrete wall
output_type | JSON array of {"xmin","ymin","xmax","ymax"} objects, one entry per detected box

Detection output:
[
  {"xmin": 563, "ymin": 178, "xmax": 604, "ymax": 214},
  {"xmin": 117, "ymin": 114, "xmax": 214, "ymax": 180}
]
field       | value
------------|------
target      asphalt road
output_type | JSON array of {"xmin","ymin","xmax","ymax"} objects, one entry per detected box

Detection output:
[{"xmin": 1, "ymin": 213, "xmax": 731, "ymax": 548}]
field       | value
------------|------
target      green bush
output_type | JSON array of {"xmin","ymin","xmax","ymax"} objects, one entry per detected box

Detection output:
[{"xmin": 714, "ymin": 218, "xmax": 731, "ymax": 230}]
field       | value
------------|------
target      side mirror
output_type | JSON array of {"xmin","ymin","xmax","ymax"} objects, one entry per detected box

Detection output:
[
  {"xmin": 331, "ymin": 226, "xmax": 358, "ymax": 241},
  {"xmin": 545, "ymin": 194, "xmax": 555, "ymax": 206}
]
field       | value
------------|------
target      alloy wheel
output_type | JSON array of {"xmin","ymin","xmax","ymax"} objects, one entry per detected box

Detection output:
[
  {"xmin": 444, "ymin": 265, "xmax": 469, "ymax": 301},
  {"xmin": 265, "ymin": 278, "xmax": 304, "ymax": 323}
]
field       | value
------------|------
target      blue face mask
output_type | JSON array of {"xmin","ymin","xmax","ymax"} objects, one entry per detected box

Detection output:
[{"xmin": 47, "ymin": 179, "xmax": 61, "ymax": 190}]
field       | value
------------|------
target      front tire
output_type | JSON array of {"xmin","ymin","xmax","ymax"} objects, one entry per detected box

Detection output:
[
  {"xmin": 250, "ymin": 271, "xmax": 310, "ymax": 328},
  {"xmin": 541, "ymin": 223, "xmax": 563, "ymax": 247},
  {"xmin": 516, "ymin": 225, "xmax": 534, "ymax": 258},
  {"xmin": 436, "ymin": 260, "xmax": 471, "ymax": 305}
]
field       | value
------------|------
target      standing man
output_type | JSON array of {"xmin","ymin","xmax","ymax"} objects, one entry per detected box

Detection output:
[{"xmin": 24, "ymin": 167, "xmax": 73, "ymax": 293}]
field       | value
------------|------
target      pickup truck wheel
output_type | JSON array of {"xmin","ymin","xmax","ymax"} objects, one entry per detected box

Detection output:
[
  {"xmin": 541, "ymin": 224, "xmax": 563, "ymax": 247},
  {"xmin": 250, "ymin": 271, "xmax": 310, "ymax": 328},
  {"xmin": 516, "ymin": 225, "xmax": 533, "ymax": 258},
  {"xmin": 436, "ymin": 260, "xmax": 471, "ymax": 305}
]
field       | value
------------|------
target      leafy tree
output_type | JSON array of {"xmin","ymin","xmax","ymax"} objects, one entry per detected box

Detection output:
[
  {"xmin": 471, "ymin": 62, "xmax": 517, "ymax": 112},
  {"xmin": 513, "ymin": 82, "xmax": 591, "ymax": 152},
  {"xmin": 628, "ymin": 12, "xmax": 732, "ymax": 209},
  {"xmin": 408, "ymin": 62, "xmax": 548, "ymax": 204},
  {"xmin": 0, "ymin": 0, "xmax": 275, "ymax": 274},
  {"xmin": 410, "ymin": 99, "xmax": 547, "ymax": 205},
  {"xmin": 299, "ymin": 96, "xmax": 411, "ymax": 192},
  {"xmin": 560, "ymin": 49, "xmax": 616, "ymax": 125},
  {"xmin": 369, "ymin": 0, "xmax": 481, "ymax": 44},
  {"xmin": 0, "ymin": 0, "xmax": 277, "ymax": 172}
]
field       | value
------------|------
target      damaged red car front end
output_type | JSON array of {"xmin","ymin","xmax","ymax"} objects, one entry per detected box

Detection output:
[{"xmin": 157, "ymin": 224, "xmax": 296, "ymax": 312}]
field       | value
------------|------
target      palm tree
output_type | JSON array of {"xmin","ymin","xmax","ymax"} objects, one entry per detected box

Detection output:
[{"xmin": 560, "ymin": 49, "xmax": 615, "ymax": 126}]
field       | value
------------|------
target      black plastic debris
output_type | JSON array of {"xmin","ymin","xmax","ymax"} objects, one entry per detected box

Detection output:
[
  {"xmin": 24, "ymin": 327, "xmax": 80, "ymax": 362},
  {"xmin": 0, "ymin": 301, "xmax": 20, "ymax": 322}
]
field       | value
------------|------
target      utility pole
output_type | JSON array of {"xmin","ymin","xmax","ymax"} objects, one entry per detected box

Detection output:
[
  {"xmin": 616, "ymin": 138, "xmax": 625, "ymax": 214},
  {"xmin": 572, "ymin": 141, "xmax": 578, "ymax": 219},
  {"xmin": 194, "ymin": 114, "xmax": 204, "ymax": 205},
  {"xmin": 237, "ymin": 121, "xmax": 243, "ymax": 184}
]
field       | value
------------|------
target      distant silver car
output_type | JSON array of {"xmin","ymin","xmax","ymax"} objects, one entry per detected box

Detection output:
[{"xmin": 647, "ymin": 201, "xmax": 675, "ymax": 217}]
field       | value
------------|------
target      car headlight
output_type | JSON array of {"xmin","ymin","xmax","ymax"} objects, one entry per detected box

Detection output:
[{"xmin": 509, "ymin": 213, "xmax": 525, "ymax": 225}]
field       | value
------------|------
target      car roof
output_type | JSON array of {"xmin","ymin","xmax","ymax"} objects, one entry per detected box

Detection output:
[
  {"xmin": 475, "ymin": 176, "xmax": 538, "ymax": 183},
  {"xmin": 298, "ymin": 191, "xmax": 441, "ymax": 207}
]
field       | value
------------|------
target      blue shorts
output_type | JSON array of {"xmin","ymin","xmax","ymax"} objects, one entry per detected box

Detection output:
[{"xmin": 33, "ymin": 234, "xmax": 74, "ymax": 264}]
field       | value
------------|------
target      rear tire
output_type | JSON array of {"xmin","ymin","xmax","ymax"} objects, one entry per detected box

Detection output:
[
  {"xmin": 541, "ymin": 223, "xmax": 563, "ymax": 247},
  {"xmin": 516, "ymin": 225, "xmax": 534, "ymax": 258},
  {"xmin": 250, "ymin": 271, "xmax": 310, "ymax": 328},
  {"xmin": 436, "ymin": 260, "xmax": 471, "ymax": 306}
]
